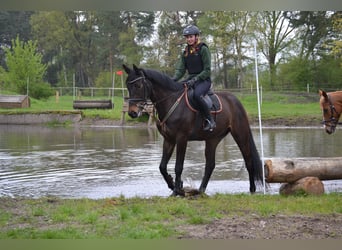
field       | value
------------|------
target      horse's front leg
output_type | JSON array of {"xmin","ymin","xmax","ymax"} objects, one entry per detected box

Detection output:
[
  {"xmin": 159, "ymin": 139, "xmax": 176, "ymax": 191},
  {"xmin": 173, "ymin": 138, "xmax": 188, "ymax": 196}
]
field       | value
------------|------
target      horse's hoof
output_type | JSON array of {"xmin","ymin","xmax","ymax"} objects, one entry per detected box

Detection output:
[
  {"xmin": 171, "ymin": 189, "xmax": 185, "ymax": 197},
  {"xmin": 183, "ymin": 187, "xmax": 207, "ymax": 198}
]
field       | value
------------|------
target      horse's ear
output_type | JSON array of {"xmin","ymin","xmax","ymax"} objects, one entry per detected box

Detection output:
[
  {"xmin": 133, "ymin": 64, "xmax": 146, "ymax": 77},
  {"xmin": 123, "ymin": 64, "xmax": 131, "ymax": 74},
  {"xmin": 319, "ymin": 89, "xmax": 328, "ymax": 99},
  {"xmin": 133, "ymin": 64, "xmax": 140, "ymax": 73}
]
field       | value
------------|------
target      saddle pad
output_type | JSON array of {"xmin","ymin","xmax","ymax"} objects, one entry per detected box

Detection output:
[{"xmin": 185, "ymin": 89, "xmax": 222, "ymax": 114}]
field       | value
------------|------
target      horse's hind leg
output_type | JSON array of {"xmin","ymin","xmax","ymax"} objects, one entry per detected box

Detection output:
[
  {"xmin": 199, "ymin": 139, "xmax": 220, "ymax": 193},
  {"xmin": 231, "ymin": 128, "xmax": 262, "ymax": 193},
  {"xmin": 159, "ymin": 139, "xmax": 176, "ymax": 191}
]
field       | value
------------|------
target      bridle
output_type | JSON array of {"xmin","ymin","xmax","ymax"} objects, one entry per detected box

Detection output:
[
  {"xmin": 322, "ymin": 94, "xmax": 339, "ymax": 129},
  {"xmin": 126, "ymin": 73, "xmax": 187, "ymax": 125},
  {"xmin": 126, "ymin": 75, "xmax": 150, "ymax": 108}
]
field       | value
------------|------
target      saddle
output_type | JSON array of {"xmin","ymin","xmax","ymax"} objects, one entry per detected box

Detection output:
[{"xmin": 185, "ymin": 87, "xmax": 222, "ymax": 114}]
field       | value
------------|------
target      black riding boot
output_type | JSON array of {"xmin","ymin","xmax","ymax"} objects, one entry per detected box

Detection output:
[{"xmin": 197, "ymin": 96, "xmax": 216, "ymax": 131}]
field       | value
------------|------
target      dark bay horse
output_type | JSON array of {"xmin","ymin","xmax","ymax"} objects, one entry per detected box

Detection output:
[
  {"xmin": 319, "ymin": 90, "xmax": 342, "ymax": 134},
  {"xmin": 123, "ymin": 64, "xmax": 264, "ymax": 196}
]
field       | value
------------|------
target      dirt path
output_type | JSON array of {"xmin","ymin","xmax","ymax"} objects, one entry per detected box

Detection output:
[{"xmin": 178, "ymin": 213, "xmax": 342, "ymax": 239}]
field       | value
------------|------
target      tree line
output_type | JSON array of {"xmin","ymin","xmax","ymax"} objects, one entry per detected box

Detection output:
[{"xmin": 0, "ymin": 11, "xmax": 341, "ymax": 99}]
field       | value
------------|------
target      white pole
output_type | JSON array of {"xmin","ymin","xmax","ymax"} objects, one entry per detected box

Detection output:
[
  {"xmin": 112, "ymin": 73, "xmax": 115, "ymax": 105},
  {"xmin": 121, "ymin": 74, "xmax": 124, "ymax": 98},
  {"xmin": 112, "ymin": 73, "xmax": 115, "ymax": 97},
  {"xmin": 254, "ymin": 41, "xmax": 266, "ymax": 194}
]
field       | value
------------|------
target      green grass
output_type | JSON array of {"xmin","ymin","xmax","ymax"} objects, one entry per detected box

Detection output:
[
  {"xmin": 0, "ymin": 193, "xmax": 341, "ymax": 239},
  {"xmin": 0, "ymin": 91, "xmax": 321, "ymax": 123},
  {"xmin": 236, "ymin": 91, "xmax": 320, "ymax": 120},
  {"xmin": 0, "ymin": 94, "xmax": 149, "ymax": 124}
]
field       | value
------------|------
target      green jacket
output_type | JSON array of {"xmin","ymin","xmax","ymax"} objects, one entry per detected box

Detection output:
[{"xmin": 173, "ymin": 43, "xmax": 211, "ymax": 81}]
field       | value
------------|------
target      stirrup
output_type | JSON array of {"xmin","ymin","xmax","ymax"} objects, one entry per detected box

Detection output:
[{"xmin": 203, "ymin": 119, "xmax": 216, "ymax": 132}]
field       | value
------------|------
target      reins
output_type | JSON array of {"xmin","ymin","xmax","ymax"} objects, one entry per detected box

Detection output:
[{"xmin": 159, "ymin": 88, "xmax": 186, "ymax": 126}]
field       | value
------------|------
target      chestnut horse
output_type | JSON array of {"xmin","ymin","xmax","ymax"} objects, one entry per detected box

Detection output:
[
  {"xmin": 319, "ymin": 90, "xmax": 342, "ymax": 134},
  {"xmin": 123, "ymin": 64, "xmax": 264, "ymax": 196}
]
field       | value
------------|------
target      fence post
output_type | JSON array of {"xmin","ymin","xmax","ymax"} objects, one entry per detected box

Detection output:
[{"xmin": 73, "ymin": 73, "xmax": 75, "ymax": 100}]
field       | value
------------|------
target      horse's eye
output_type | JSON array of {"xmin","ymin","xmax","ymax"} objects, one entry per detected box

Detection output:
[
  {"xmin": 135, "ymin": 82, "xmax": 143, "ymax": 89},
  {"xmin": 323, "ymin": 108, "xmax": 328, "ymax": 114}
]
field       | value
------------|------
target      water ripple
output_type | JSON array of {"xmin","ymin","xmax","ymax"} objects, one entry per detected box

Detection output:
[{"xmin": 0, "ymin": 126, "xmax": 341, "ymax": 198}]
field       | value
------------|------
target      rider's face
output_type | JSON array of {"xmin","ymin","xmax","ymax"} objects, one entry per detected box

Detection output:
[{"xmin": 184, "ymin": 35, "xmax": 197, "ymax": 46}]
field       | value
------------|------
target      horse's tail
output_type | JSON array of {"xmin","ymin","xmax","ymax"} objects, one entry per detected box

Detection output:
[{"xmin": 248, "ymin": 129, "xmax": 265, "ymax": 188}]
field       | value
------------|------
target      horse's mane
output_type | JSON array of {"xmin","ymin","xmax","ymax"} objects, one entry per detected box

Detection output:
[{"xmin": 144, "ymin": 69, "xmax": 184, "ymax": 92}]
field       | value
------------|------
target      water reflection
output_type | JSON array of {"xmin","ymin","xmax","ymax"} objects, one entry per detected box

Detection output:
[{"xmin": 0, "ymin": 125, "xmax": 341, "ymax": 198}]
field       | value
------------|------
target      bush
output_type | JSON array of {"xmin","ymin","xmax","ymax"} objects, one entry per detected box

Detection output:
[
  {"xmin": 29, "ymin": 82, "xmax": 54, "ymax": 100},
  {"xmin": 4, "ymin": 36, "xmax": 48, "ymax": 98}
]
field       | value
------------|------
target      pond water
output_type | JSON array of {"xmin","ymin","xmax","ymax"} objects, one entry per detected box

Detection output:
[{"xmin": 0, "ymin": 125, "xmax": 341, "ymax": 198}]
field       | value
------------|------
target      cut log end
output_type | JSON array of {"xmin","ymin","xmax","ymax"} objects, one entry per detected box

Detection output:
[{"xmin": 279, "ymin": 177, "xmax": 325, "ymax": 196}]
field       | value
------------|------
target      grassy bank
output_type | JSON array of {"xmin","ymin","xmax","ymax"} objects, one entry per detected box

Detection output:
[
  {"xmin": 0, "ymin": 193, "xmax": 341, "ymax": 239},
  {"xmin": 0, "ymin": 91, "xmax": 322, "ymax": 125}
]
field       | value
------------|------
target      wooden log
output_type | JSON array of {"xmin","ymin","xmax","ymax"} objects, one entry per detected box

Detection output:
[
  {"xmin": 279, "ymin": 177, "xmax": 325, "ymax": 196},
  {"xmin": 73, "ymin": 100, "xmax": 113, "ymax": 109},
  {"xmin": 264, "ymin": 157, "xmax": 342, "ymax": 183}
]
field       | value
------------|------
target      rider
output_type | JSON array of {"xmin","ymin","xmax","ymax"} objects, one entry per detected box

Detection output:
[{"xmin": 172, "ymin": 24, "xmax": 216, "ymax": 131}]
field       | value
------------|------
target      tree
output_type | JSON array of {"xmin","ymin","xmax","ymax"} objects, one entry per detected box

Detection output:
[
  {"xmin": 118, "ymin": 27, "xmax": 143, "ymax": 66},
  {"xmin": 0, "ymin": 11, "xmax": 34, "ymax": 68},
  {"xmin": 278, "ymin": 57, "xmax": 314, "ymax": 90},
  {"xmin": 322, "ymin": 11, "xmax": 342, "ymax": 60},
  {"xmin": 121, "ymin": 11, "xmax": 156, "ymax": 43},
  {"xmin": 157, "ymin": 11, "xmax": 186, "ymax": 74},
  {"xmin": 284, "ymin": 11, "xmax": 332, "ymax": 60},
  {"xmin": 93, "ymin": 11, "xmax": 125, "ymax": 85},
  {"xmin": 4, "ymin": 36, "xmax": 52, "ymax": 99},
  {"xmin": 66, "ymin": 11, "xmax": 99, "ymax": 87},
  {"xmin": 253, "ymin": 11, "xmax": 295, "ymax": 89},
  {"xmin": 30, "ymin": 11, "xmax": 75, "ymax": 86},
  {"xmin": 199, "ymin": 11, "xmax": 234, "ymax": 88}
]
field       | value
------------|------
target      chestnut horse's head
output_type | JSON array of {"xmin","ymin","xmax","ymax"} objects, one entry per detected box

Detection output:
[
  {"xmin": 319, "ymin": 90, "xmax": 341, "ymax": 134},
  {"xmin": 123, "ymin": 64, "xmax": 151, "ymax": 118}
]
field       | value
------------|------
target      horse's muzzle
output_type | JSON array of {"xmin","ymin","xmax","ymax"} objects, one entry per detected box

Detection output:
[
  {"xmin": 128, "ymin": 101, "xmax": 145, "ymax": 118},
  {"xmin": 323, "ymin": 122, "xmax": 336, "ymax": 134},
  {"xmin": 325, "ymin": 126, "xmax": 335, "ymax": 134}
]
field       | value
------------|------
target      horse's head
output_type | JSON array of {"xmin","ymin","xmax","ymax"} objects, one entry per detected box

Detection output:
[
  {"xmin": 123, "ymin": 64, "xmax": 152, "ymax": 118},
  {"xmin": 319, "ymin": 89, "xmax": 339, "ymax": 134}
]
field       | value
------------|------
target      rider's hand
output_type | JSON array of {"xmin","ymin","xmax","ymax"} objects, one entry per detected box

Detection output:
[{"xmin": 186, "ymin": 78, "xmax": 197, "ymax": 88}]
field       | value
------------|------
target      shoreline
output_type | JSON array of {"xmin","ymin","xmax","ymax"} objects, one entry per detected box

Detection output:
[
  {"xmin": 0, "ymin": 111, "xmax": 323, "ymax": 128},
  {"xmin": 78, "ymin": 116, "xmax": 323, "ymax": 128}
]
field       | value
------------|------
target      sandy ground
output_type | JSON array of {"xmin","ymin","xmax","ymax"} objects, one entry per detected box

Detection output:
[{"xmin": 177, "ymin": 213, "xmax": 342, "ymax": 239}]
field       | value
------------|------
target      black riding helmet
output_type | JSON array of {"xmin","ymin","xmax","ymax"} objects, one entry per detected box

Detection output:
[{"xmin": 182, "ymin": 25, "xmax": 200, "ymax": 36}]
